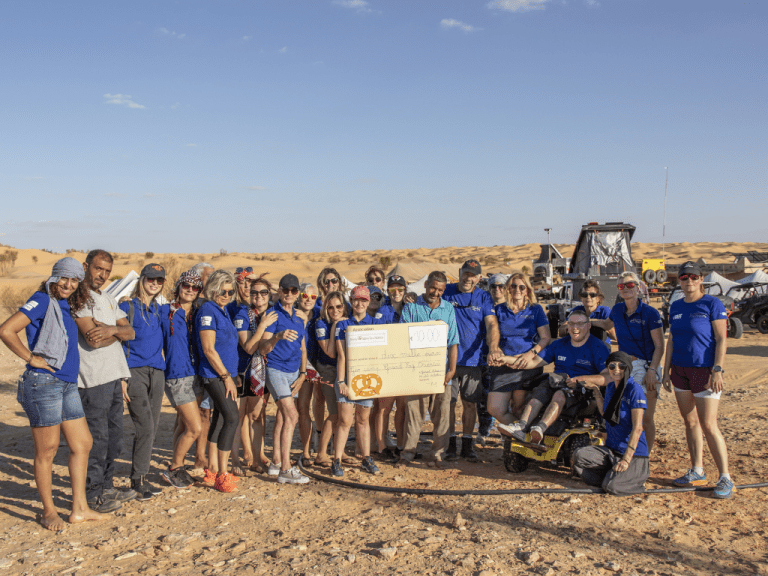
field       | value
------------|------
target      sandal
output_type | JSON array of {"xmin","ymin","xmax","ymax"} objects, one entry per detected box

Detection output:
[
  {"xmin": 313, "ymin": 458, "xmax": 332, "ymax": 468},
  {"xmin": 248, "ymin": 463, "xmax": 265, "ymax": 474},
  {"xmin": 232, "ymin": 465, "xmax": 250, "ymax": 478}
]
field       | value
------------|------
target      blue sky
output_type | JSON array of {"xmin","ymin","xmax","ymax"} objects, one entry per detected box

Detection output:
[{"xmin": 2, "ymin": 0, "xmax": 765, "ymax": 254}]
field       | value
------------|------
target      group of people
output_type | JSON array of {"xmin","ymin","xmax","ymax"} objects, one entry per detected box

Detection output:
[{"xmin": 0, "ymin": 252, "xmax": 735, "ymax": 530}]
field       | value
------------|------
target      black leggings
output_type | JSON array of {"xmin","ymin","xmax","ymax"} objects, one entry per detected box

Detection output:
[{"xmin": 203, "ymin": 377, "xmax": 239, "ymax": 450}]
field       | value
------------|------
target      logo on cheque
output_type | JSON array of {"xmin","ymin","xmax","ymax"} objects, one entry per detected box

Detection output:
[{"xmin": 351, "ymin": 373, "xmax": 383, "ymax": 397}]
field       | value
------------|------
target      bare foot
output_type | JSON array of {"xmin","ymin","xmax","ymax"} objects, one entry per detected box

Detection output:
[
  {"xmin": 69, "ymin": 506, "xmax": 108, "ymax": 524},
  {"xmin": 194, "ymin": 458, "xmax": 209, "ymax": 470},
  {"xmin": 39, "ymin": 511, "xmax": 67, "ymax": 532}
]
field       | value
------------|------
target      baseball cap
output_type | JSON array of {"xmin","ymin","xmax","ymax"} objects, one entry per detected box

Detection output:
[
  {"xmin": 460, "ymin": 259, "xmax": 482, "ymax": 275},
  {"xmin": 141, "ymin": 263, "xmax": 166, "ymax": 279},
  {"xmin": 350, "ymin": 285, "xmax": 371, "ymax": 301},
  {"xmin": 279, "ymin": 273, "xmax": 300, "ymax": 290},
  {"xmin": 678, "ymin": 261, "xmax": 703, "ymax": 276},
  {"xmin": 387, "ymin": 275, "xmax": 407, "ymax": 288}
]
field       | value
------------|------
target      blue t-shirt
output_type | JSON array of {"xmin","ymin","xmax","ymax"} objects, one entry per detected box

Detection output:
[
  {"xmin": 20, "ymin": 292, "xmax": 80, "ymax": 384},
  {"xmin": 263, "ymin": 301, "xmax": 306, "ymax": 373},
  {"xmin": 226, "ymin": 301, "xmax": 253, "ymax": 374},
  {"xmin": 495, "ymin": 303, "xmax": 549, "ymax": 357},
  {"xmin": 572, "ymin": 304, "xmax": 612, "ymax": 344},
  {"xmin": 609, "ymin": 301, "xmax": 663, "ymax": 361},
  {"xmin": 335, "ymin": 314, "xmax": 377, "ymax": 342},
  {"xmin": 306, "ymin": 314, "xmax": 319, "ymax": 365},
  {"xmin": 313, "ymin": 317, "xmax": 337, "ymax": 366},
  {"xmin": 119, "ymin": 299, "xmax": 166, "ymax": 370},
  {"xmin": 160, "ymin": 304, "xmax": 195, "ymax": 380},
  {"xmin": 538, "ymin": 335, "xmax": 610, "ymax": 378},
  {"xmin": 374, "ymin": 303, "xmax": 402, "ymax": 324},
  {"xmin": 195, "ymin": 300, "xmax": 239, "ymax": 378},
  {"xmin": 669, "ymin": 295, "xmax": 727, "ymax": 368},
  {"xmin": 603, "ymin": 377, "xmax": 649, "ymax": 458},
  {"xmin": 442, "ymin": 284, "xmax": 496, "ymax": 367}
]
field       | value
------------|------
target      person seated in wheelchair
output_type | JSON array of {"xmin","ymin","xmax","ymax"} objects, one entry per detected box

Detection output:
[{"xmin": 490, "ymin": 310, "xmax": 610, "ymax": 443}]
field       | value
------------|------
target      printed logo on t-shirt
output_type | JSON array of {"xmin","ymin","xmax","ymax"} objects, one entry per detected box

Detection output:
[
  {"xmin": 316, "ymin": 328, "xmax": 326, "ymax": 338},
  {"xmin": 375, "ymin": 313, "xmax": 382, "ymax": 319},
  {"xmin": 637, "ymin": 398, "xmax": 647, "ymax": 406},
  {"xmin": 200, "ymin": 316, "xmax": 213, "ymax": 327},
  {"xmin": 719, "ymin": 311, "xmax": 727, "ymax": 317},
  {"xmin": 234, "ymin": 319, "xmax": 244, "ymax": 329},
  {"xmin": 335, "ymin": 326, "xmax": 341, "ymax": 338},
  {"xmin": 557, "ymin": 355, "xmax": 566, "ymax": 362},
  {"xmin": 672, "ymin": 314, "xmax": 682, "ymax": 320},
  {"xmin": 691, "ymin": 313, "xmax": 709, "ymax": 320},
  {"xmin": 22, "ymin": 301, "xmax": 39, "ymax": 311},
  {"xmin": 576, "ymin": 359, "xmax": 591, "ymax": 366}
]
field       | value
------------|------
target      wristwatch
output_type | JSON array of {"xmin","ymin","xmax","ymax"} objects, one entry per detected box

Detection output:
[{"xmin": 712, "ymin": 365, "xmax": 724, "ymax": 374}]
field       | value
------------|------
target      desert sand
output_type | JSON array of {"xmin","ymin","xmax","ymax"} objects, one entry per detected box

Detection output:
[{"xmin": 0, "ymin": 242, "xmax": 767, "ymax": 576}]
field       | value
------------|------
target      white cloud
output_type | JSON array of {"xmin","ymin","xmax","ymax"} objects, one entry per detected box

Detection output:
[
  {"xmin": 104, "ymin": 93, "xmax": 145, "ymax": 109},
  {"xmin": 333, "ymin": 0, "xmax": 372, "ymax": 13},
  {"xmin": 242, "ymin": 35, "xmax": 252, "ymax": 41},
  {"xmin": 279, "ymin": 46, "xmax": 288, "ymax": 54},
  {"xmin": 158, "ymin": 27, "xmax": 185, "ymax": 39},
  {"xmin": 440, "ymin": 19, "xmax": 481, "ymax": 33},
  {"xmin": 185, "ymin": 143, "xmax": 197, "ymax": 147},
  {"xmin": 247, "ymin": 186, "xmax": 266, "ymax": 191},
  {"xmin": 103, "ymin": 192, "xmax": 123, "ymax": 197},
  {"xmin": 487, "ymin": 0, "xmax": 550, "ymax": 12},
  {"xmin": 586, "ymin": 0, "xmax": 599, "ymax": 5}
]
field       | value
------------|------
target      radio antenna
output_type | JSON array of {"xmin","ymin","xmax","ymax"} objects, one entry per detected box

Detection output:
[{"xmin": 662, "ymin": 167, "xmax": 668, "ymax": 262}]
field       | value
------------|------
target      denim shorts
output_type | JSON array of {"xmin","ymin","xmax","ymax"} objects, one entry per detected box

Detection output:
[
  {"xmin": 17, "ymin": 370, "xmax": 85, "ymax": 428},
  {"xmin": 200, "ymin": 390, "xmax": 212, "ymax": 410},
  {"xmin": 165, "ymin": 375, "xmax": 203, "ymax": 408},
  {"xmin": 334, "ymin": 380, "xmax": 374, "ymax": 409},
  {"xmin": 265, "ymin": 367, "xmax": 300, "ymax": 402}
]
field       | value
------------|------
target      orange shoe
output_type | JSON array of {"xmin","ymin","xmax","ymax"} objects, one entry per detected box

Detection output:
[
  {"xmin": 201, "ymin": 468, "xmax": 217, "ymax": 487},
  {"xmin": 214, "ymin": 472, "xmax": 238, "ymax": 493}
]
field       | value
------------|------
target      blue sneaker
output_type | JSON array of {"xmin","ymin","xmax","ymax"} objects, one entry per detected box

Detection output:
[
  {"xmin": 713, "ymin": 477, "xmax": 734, "ymax": 499},
  {"xmin": 361, "ymin": 456, "xmax": 380, "ymax": 475},
  {"xmin": 331, "ymin": 460, "xmax": 343, "ymax": 477},
  {"xmin": 673, "ymin": 469, "xmax": 707, "ymax": 487}
]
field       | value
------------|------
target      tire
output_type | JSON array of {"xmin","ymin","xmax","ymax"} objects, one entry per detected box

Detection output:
[
  {"xmin": 656, "ymin": 269, "xmax": 668, "ymax": 283},
  {"xmin": 567, "ymin": 434, "xmax": 592, "ymax": 473},
  {"xmin": 643, "ymin": 269, "xmax": 656, "ymax": 284},
  {"xmin": 728, "ymin": 317, "xmax": 743, "ymax": 339},
  {"xmin": 757, "ymin": 314, "xmax": 768, "ymax": 335},
  {"xmin": 503, "ymin": 438, "xmax": 529, "ymax": 474}
]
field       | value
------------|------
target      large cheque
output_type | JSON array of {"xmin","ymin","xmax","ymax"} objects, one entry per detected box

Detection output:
[{"xmin": 345, "ymin": 321, "xmax": 448, "ymax": 400}]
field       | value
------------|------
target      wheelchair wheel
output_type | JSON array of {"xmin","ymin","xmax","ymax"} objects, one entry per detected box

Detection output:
[
  {"xmin": 566, "ymin": 434, "xmax": 592, "ymax": 469},
  {"xmin": 503, "ymin": 438, "xmax": 529, "ymax": 473}
]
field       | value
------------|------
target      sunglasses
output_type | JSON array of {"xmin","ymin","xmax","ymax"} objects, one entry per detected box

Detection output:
[
  {"xmin": 180, "ymin": 282, "xmax": 201, "ymax": 292},
  {"xmin": 323, "ymin": 278, "xmax": 340, "ymax": 286},
  {"xmin": 490, "ymin": 284, "xmax": 504, "ymax": 290},
  {"xmin": 388, "ymin": 286, "xmax": 405, "ymax": 294},
  {"xmin": 219, "ymin": 289, "xmax": 235, "ymax": 297},
  {"xmin": 371, "ymin": 293, "xmax": 383, "ymax": 302},
  {"xmin": 567, "ymin": 320, "xmax": 588, "ymax": 327},
  {"xmin": 282, "ymin": 287, "xmax": 299, "ymax": 295},
  {"xmin": 328, "ymin": 304, "xmax": 344, "ymax": 311},
  {"xmin": 509, "ymin": 284, "xmax": 526, "ymax": 292},
  {"xmin": 145, "ymin": 277, "xmax": 165, "ymax": 285},
  {"xmin": 580, "ymin": 292, "xmax": 599, "ymax": 298},
  {"xmin": 250, "ymin": 289, "xmax": 270, "ymax": 297},
  {"xmin": 368, "ymin": 276, "xmax": 383, "ymax": 283},
  {"xmin": 679, "ymin": 274, "xmax": 700, "ymax": 282},
  {"xmin": 301, "ymin": 293, "xmax": 318, "ymax": 300},
  {"xmin": 617, "ymin": 282, "xmax": 636, "ymax": 290},
  {"xmin": 608, "ymin": 362, "xmax": 628, "ymax": 371},
  {"xmin": 235, "ymin": 266, "xmax": 253, "ymax": 274}
]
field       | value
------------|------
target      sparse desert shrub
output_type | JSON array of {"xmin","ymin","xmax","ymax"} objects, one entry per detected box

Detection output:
[
  {"xmin": 329, "ymin": 256, "xmax": 341, "ymax": 264},
  {"xmin": 0, "ymin": 285, "xmax": 36, "ymax": 314},
  {"xmin": 406, "ymin": 252, "xmax": 415, "ymax": 258},
  {"xmin": 379, "ymin": 256, "xmax": 391, "ymax": 270},
  {"xmin": 145, "ymin": 251, "xmax": 155, "ymax": 258},
  {"xmin": 161, "ymin": 256, "xmax": 184, "ymax": 299},
  {"xmin": 123, "ymin": 260, "xmax": 129, "ymax": 265},
  {"xmin": 32, "ymin": 256, "xmax": 38, "ymax": 264},
  {"xmin": 0, "ymin": 250, "xmax": 19, "ymax": 276},
  {"xmin": 220, "ymin": 248, "xmax": 227, "ymax": 256}
]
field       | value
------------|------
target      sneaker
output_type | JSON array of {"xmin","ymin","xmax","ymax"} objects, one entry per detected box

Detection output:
[
  {"xmin": 214, "ymin": 472, "xmax": 238, "ymax": 493},
  {"xmin": 460, "ymin": 437, "xmax": 479, "ymax": 462},
  {"xmin": 331, "ymin": 459, "xmax": 344, "ymax": 477},
  {"xmin": 673, "ymin": 469, "xmax": 707, "ymax": 487},
  {"xmin": 528, "ymin": 424, "xmax": 546, "ymax": 445},
  {"xmin": 102, "ymin": 487, "xmax": 138, "ymax": 503},
  {"xmin": 361, "ymin": 456, "xmax": 380, "ymax": 475},
  {"xmin": 379, "ymin": 447, "xmax": 399, "ymax": 463},
  {"xmin": 176, "ymin": 467, "xmax": 196, "ymax": 487},
  {"xmin": 201, "ymin": 468, "xmax": 217, "ymax": 487},
  {"xmin": 130, "ymin": 477, "xmax": 154, "ymax": 501},
  {"xmin": 444, "ymin": 436, "xmax": 459, "ymax": 461},
  {"xmin": 162, "ymin": 466, "xmax": 192, "ymax": 489},
  {"xmin": 144, "ymin": 479, "xmax": 163, "ymax": 495},
  {"xmin": 87, "ymin": 495, "xmax": 122, "ymax": 513},
  {"xmin": 713, "ymin": 477, "xmax": 734, "ymax": 499},
  {"xmin": 267, "ymin": 463, "xmax": 281, "ymax": 477},
  {"xmin": 496, "ymin": 421, "xmax": 525, "ymax": 438},
  {"xmin": 277, "ymin": 466, "xmax": 310, "ymax": 484}
]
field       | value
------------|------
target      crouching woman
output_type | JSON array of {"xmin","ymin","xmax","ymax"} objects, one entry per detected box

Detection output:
[{"xmin": 572, "ymin": 351, "xmax": 649, "ymax": 496}]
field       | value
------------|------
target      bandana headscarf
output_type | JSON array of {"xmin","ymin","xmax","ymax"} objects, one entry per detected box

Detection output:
[
  {"xmin": 603, "ymin": 351, "xmax": 634, "ymax": 426},
  {"xmin": 174, "ymin": 269, "xmax": 203, "ymax": 292},
  {"xmin": 32, "ymin": 257, "xmax": 86, "ymax": 370}
]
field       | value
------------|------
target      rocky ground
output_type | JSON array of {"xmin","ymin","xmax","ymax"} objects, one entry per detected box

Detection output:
[{"xmin": 0, "ymin": 327, "xmax": 767, "ymax": 576}]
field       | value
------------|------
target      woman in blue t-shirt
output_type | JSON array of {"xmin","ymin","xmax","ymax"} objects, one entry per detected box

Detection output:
[
  {"xmin": 159, "ymin": 269, "xmax": 204, "ymax": 489},
  {"xmin": 119, "ymin": 263, "xmax": 167, "ymax": 501},
  {"xmin": 296, "ymin": 282, "xmax": 320, "ymax": 465},
  {"xmin": 0, "ymin": 257, "xmax": 108, "ymax": 530},
  {"xmin": 662, "ymin": 262, "xmax": 733, "ymax": 499},
  {"xmin": 196, "ymin": 270, "xmax": 240, "ymax": 493},
  {"xmin": 572, "ymin": 351, "xmax": 650, "ymax": 496},
  {"xmin": 560, "ymin": 280, "xmax": 615, "ymax": 343},
  {"xmin": 488, "ymin": 273, "xmax": 551, "ymax": 432},
  {"xmin": 312, "ymin": 290, "xmax": 347, "ymax": 467}
]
